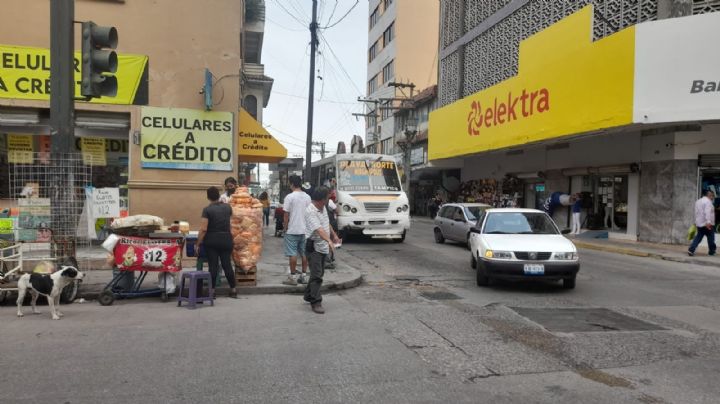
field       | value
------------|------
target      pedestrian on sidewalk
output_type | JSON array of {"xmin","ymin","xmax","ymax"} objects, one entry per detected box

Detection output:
[
  {"xmin": 325, "ymin": 190, "xmax": 339, "ymax": 269},
  {"xmin": 219, "ymin": 177, "xmax": 237, "ymax": 204},
  {"xmin": 303, "ymin": 186, "xmax": 339, "ymax": 314},
  {"xmin": 259, "ymin": 191, "xmax": 270, "ymax": 227},
  {"xmin": 689, "ymin": 190, "xmax": 717, "ymax": 256},
  {"xmin": 198, "ymin": 186, "xmax": 237, "ymax": 298},
  {"xmin": 283, "ymin": 175, "xmax": 311, "ymax": 285},
  {"xmin": 571, "ymin": 194, "xmax": 583, "ymax": 235}
]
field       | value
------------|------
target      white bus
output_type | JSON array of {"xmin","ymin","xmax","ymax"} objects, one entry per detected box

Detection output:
[{"xmin": 311, "ymin": 153, "xmax": 410, "ymax": 242}]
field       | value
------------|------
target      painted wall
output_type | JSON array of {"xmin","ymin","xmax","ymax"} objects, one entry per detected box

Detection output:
[{"xmin": 0, "ymin": 0, "xmax": 245, "ymax": 228}]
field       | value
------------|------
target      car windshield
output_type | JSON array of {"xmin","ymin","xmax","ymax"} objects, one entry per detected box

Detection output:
[
  {"xmin": 337, "ymin": 159, "xmax": 402, "ymax": 192},
  {"xmin": 482, "ymin": 212, "xmax": 559, "ymax": 235},
  {"xmin": 464, "ymin": 206, "xmax": 485, "ymax": 221}
]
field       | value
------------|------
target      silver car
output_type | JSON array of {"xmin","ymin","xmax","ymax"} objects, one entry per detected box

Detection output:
[{"xmin": 434, "ymin": 203, "xmax": 491, "ymax": 247}]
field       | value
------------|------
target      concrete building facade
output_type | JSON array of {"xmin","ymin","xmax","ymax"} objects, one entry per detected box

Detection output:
[
  {"xmin": 432, "ymin": 0, "xmax": 720, "ymax": 244},
  {"xmin": 364, "ymin": 0, "xmax": 439, "ymax": 154}
]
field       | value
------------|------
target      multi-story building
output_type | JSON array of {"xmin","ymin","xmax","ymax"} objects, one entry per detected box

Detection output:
[
  {"xmin": 364, "ymin": 0, "xmax": 439, "ymax": 154},
  {"xmin": 430, "ymin": 0, "xmax": 720, "ymax": 244},
  {"xmin": 0, "ymin": 0, "xmax": 279, "ymax": 229}
]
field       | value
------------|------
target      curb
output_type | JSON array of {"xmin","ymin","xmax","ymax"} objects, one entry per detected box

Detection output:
[
  {"xmin": 573, "ymin": 241, "xmax": 719, "ymax": 268},
  {"xmin": 78, "ymin": 268, "xmax": 363, "ymax": 300}
]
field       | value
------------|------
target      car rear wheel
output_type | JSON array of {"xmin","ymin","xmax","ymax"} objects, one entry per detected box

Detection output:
[
  {"xmin": 562, "ymin": 277, "xmax": 576, "ymax": 289},
  {"xmin": 470, "ymin": 252, "xmax": 477, "ymax": 269},
  {"xmin": 434, "ymin": 228, "xmax": 445, "ymax": 244},
  {"xmin": 466, "ymin": 233, "xmax": 472, "ymax": 250},
  {"xmin": 476, "ymin": 260, "xmax": 489, "ymax": 287}
]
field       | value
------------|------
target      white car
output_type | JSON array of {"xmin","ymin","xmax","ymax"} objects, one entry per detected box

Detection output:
[{"xmin": 469, "ymin": 208, "xmax": 580, "ymax": 289}]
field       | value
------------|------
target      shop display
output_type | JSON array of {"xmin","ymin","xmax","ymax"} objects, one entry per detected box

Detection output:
[
  {"xmin": 229, "ymin": 187, "xmax": 264, "ymax": 272},
  {"xmin": 110, "ymin": 214, "xmax": 164, "ymax": 236}
]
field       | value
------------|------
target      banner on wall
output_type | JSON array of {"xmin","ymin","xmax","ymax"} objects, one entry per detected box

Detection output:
[
  {"xmin": 429, "ymin": 7, "xmax": 720, "ymax": 160},
  {"xmin": 81, "ymin": 137, "xmax": 107, "ymax": 166},
  {"xmin": 0, "ymin": 44, "xmax": 148, "ymax": 105},
  {"xmin": 7, "ymin": 134, "xmax": 34, "ymax": 163},
  {"xmin": 140, "ymin": 106, "xmax": 234, "ymax": 171}
]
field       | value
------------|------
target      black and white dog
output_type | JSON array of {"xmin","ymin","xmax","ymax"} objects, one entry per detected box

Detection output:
[{"xmin": 17, "ymin": 266, "xmax": 85, "ymax": 320}]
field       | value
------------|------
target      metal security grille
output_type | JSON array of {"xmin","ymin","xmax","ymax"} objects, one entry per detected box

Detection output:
[
  {"xmin": 439, "ymin": 0, "xmax": 661, "ymax": 106},
  {"xmin": 364, "ymin": 202, "xmax": 390, "ymax": 213},
  {"xmin": 8, "ymin": 153, "xmax": 92, "ymax": 264},
  {"xmin": 514, "ymin": 252, "xmax": 552, "ymax": 260}
]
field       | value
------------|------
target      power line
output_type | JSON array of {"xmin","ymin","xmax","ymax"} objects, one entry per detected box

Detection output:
[
  {"xmin": 273, "ymin": 90, "xmax": 358, "ymax": 105},
  {"xmin": 270, "ymin": 0, "xmax": 307, "ymax": 27},
  {"xmin": 318, "ymin": 31, "xmax": 363, "ymax": 95},
  {"xmin": 325, "ymin": 0, "xmax": 338, "ymax": 27},
  {"xmin": 320, "ymin": 0, "xmax": 359, "ymax": 29},
  {"xmin": 266, "ymin": 16, "xmax": 306, "ymax": 32}
]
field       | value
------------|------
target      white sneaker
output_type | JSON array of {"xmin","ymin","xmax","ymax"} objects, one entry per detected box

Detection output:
[{"xmin": 282, "ymin": 275, "xmax": 298, "ymax": 286}]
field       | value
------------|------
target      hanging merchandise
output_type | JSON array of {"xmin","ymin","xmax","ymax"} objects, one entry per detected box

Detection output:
[{"xmin": 229, "ymin": 187, "xmax": 264, "ymax": 272}]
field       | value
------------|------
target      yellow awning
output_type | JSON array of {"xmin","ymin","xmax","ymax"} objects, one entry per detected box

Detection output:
[{"xmin": 237, "ymin": 108, "xmax": 288, "ymax": 163}]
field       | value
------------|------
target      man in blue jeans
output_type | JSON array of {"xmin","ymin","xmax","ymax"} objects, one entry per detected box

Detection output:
[
  {"xmin": 282, "ymin": 175, "xmax": 311, "ymax": 285},
  {"xmin": 689, "ymin": 190, "xmax": 716, "ymax": 256}
]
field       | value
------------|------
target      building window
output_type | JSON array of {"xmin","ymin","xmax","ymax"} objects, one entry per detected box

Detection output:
[
  {"xmin": 368, "ymin": 42, "xmax": 378, "ymax": 63},
  {"xmin": 382, "ymin": 60, "xmax": 394, "ymax": 83},
  {"xmin": 382, "ymin": 22, "xmax": 395, "ymax": 47},
  {"xmin": 381, "ymin": 101, "xmax": 393, "ymax": 120},
  {"xmin": 383, "ymin": 0, "xmax": 393, "ymax": 12},
  {"xmin": 381, "ymin": 138, "xmax": 393, "ymax": 155},
  {"xmin": 369, "ymin": 6, "xmax": 379, "ymax": 28},
  {"xmin": 244, "ymin": 95, "xmax": 258, "ymax": 120},
  {"xmin": 367, "ymin": 74, "xmax": 378, "ymax": 94}
]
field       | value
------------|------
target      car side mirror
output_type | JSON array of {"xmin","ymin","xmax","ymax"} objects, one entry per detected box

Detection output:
[{"xmin": 470, "ymin": 227, "xmax": 480, "ymax": 234}]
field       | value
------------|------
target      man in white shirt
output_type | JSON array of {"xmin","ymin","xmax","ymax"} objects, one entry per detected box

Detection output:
[
  {"xmin": 689, "ymin": 190, "xmax": 717, "ymax": 256},
  {"xmin": 282, "ymin": 175, "xmax": 312, "ymax": 285},
  {"xmin": 303, "ymin": 186, "xmax": 339, "ymax": 314}
]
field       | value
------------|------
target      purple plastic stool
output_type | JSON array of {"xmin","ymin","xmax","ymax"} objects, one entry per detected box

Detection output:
[{"xmin": 177, "ymin": 271, "xmax": 214, "ymax": 309}]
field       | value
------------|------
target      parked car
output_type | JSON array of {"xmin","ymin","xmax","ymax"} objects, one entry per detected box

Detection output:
[
  {"xmin": 434, "ymin": 203, "xmax": 491, "ymax": 247},
  {"xmin": 469, "ymin": 208, "xmax": 580, "ymax": 289}
]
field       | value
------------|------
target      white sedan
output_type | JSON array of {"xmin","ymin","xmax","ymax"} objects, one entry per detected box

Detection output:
[{"xmin": 469, "ymin": 208, "xmax": 580, "ymax": 289}]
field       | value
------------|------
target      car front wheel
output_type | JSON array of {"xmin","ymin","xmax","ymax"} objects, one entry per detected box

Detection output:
[
  {"xmin": 476, "ymin": 260, "xmax": 489, "ymax": 286},
  {"xmin": 434, "ymin": 228, "xmax": 445, "ymax": 244}
]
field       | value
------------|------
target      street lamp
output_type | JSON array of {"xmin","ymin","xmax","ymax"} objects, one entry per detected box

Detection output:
[{"xmin": 399, "ymin": 116, "xmax": 418, "ymax": 195}]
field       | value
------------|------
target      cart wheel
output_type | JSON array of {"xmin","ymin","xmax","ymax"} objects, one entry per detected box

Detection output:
[
  {"xmin": 0, "ymin": 290, "xmax": 7, "ymax": 305},
  {"xmin": 60, "ymin": 281, "xmax": 79, "ymax": 304},
  {"xmin": 161, "ymin": 292, "xmax": 169, "ymax": 302},
  {"xmin": 98, "ymin": 290, "xmax": 115, "ymax": 306}
]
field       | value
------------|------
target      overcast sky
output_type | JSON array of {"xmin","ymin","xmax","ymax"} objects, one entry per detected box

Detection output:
[{"xmin": 262, "ymin": 0, "xmax": 367, "ymax": 162}]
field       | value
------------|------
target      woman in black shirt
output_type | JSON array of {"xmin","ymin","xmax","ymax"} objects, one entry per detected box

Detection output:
[{"xmin": 198, "ymin": 186, "xmax": 237, "ymax": 298}]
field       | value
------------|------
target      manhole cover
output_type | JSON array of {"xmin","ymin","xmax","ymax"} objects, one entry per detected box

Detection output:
[
  {"xmin": 511, "ymin": 307, "xmax": 666, "ymax": 333},
  {"xmin": 420, "ymin": 291, "xmax": 462, "ymax": 300}
]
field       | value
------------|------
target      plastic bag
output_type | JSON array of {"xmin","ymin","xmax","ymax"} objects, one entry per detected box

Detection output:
[
  {"xmin": 688, "ymin": 224, "xmax": 698, "ymax": 241},
  {"xmin": 158, "ymin": 272, "xmax": 176, "ymax": 294},
  {"xmin": 102, "ymin": 234, "xmax": 120, "ymax": 252}
]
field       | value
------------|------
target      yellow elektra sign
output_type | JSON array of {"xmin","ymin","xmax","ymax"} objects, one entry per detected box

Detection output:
[
  {"xmin": 0, "ymin": 44, "xmax": 147, "ymax": 105},
  {"xmin": 429, "ymin": 6, "xmax": 635, "ymax": 160}
]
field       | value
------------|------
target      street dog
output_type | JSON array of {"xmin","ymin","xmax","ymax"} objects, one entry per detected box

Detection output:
[{"xmin": 16, "ymin": 266, "xmax": 85, "ymax": 320}]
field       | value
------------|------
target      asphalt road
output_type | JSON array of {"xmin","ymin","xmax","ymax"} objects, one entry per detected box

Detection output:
[{"xmin": 2, "ymin": 218, "xmax": 720, "ymax": 403}]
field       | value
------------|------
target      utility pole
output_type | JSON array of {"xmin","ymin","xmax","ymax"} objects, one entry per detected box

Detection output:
[
  {"xmin": 304, "ymin": 0, "xmax": 319, "ymax": 182},
  {"xmin": 50, "ymin": 0, "xmax": 75, "ymax": 155},
  {"xmin": 311, "ymin": 141, "xmax": 326, "ymax": 159}
]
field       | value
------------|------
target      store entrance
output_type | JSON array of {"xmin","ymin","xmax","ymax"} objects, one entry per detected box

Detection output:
[
  {"xmin": 524, "ymin": 182, "xmax": 547, "ymax": 210},
  {"xmin": 596, "ymin": 175, "xmax": 628, "ymax": 232}
]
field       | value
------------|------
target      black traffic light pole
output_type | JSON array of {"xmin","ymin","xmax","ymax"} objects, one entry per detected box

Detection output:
[{"xmin": 50, "ymin": 0, "xmax": 75, "ymax": 155}]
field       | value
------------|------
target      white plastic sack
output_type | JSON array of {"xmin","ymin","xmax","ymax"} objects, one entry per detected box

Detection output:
[
  {"xmin": 111, "ymin": 214, "xmax": 164, "ymax": 229},
  {"xmin": 157, "ymin": 272, "xmax": 176, "ymax": 294},
  {"xmin": 102, "ymin": 234, "xmax": 120, "ymax": 252}
]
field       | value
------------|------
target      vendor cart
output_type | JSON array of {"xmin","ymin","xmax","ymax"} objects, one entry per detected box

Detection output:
[{"xmin": 99, "ymin": 233, "xmax": 185, "ymax": 306}]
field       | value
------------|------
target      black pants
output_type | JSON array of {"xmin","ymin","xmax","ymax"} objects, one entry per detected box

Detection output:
[
  {"xmin": 204, "ymin": 232, "xmax": 236, "ymax": 288},
  {"xmin": 263, "ymin": 208, "xmax": 270, "ymax": 226},
  {"xmin": 303, "ymin": 250, "xmax": 326, "ymax": 305}
]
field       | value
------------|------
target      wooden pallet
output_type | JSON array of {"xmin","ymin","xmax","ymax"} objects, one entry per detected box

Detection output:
[{"xmin": 235, "ymin": 272, "xmax": 257, "ymax": 287}]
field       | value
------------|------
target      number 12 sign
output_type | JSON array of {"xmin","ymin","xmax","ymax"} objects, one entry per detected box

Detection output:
[{"xmin": 92, "ymin": 188, "xmax": 120, "ymax": 218}]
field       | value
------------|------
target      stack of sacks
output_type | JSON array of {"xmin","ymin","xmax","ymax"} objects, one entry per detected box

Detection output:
[{"xmin": 229, "ymin": 187, "xmax": 264, "ymax": 271}]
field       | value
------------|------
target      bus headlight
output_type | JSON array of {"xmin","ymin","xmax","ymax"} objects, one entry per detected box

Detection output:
[
  {"xmin": 351, "ymin": 208, "xmax": 357, "ymax": 214},
  {"xmin": 402, "ymin": 205, "xmax": 409, "ymax": 211},
  {"xmin": 396, "ymin": 207, "xmax": 402, "ymax": 213},
  {"xmin": 343, "ymin": 205, "xmax": 351, "ymax": 212}
]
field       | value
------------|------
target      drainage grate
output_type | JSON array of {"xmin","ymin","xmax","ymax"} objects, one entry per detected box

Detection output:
[
  {"xmin": 420, "ymin": 291, "xmax": 462, "ymax": 300},
  {"xmin": 511, "ymin": 307, "xmax": 666, "ymax": 333}
]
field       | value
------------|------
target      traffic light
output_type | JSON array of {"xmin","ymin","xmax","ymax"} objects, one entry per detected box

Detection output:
[{"xmin": 81, "ymin": 21, "xmax": 118, "ymax": 98}]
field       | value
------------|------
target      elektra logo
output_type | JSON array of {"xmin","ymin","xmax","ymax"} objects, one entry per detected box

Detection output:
[
  {"xmin": 690, "ymin": 80, "xmax": 720, "ymax": 94},
  {"xmin": 467, "ymin": 88, "xmax": 550, "ymax": 136}
]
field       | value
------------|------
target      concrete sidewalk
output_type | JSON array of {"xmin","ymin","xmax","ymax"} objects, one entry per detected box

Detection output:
[
  {"xmin": 77, "ymin": 226, "xmax": 363, "ymax": 300},
  {"xmin": 570, "ymin": 234, "xmax": 719, "ymax": 267}
]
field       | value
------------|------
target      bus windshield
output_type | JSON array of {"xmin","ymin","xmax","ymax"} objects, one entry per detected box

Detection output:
[{"xmin": 337, "ymin": 159, "xmax": 401, "ymax": 192}]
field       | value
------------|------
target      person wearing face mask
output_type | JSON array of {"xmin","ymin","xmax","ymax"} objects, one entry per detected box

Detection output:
[{"xmin": 219, "ymin": 177, "xmax": 237, "ymax": 204}]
